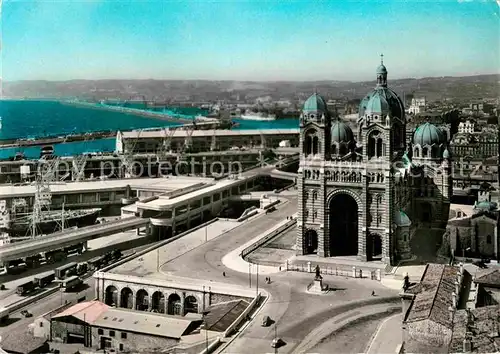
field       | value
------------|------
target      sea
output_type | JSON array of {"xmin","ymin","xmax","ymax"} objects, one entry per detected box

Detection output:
[{"xmin": 0, "ymin": 100, "xmax": 299, "ymax": 159}]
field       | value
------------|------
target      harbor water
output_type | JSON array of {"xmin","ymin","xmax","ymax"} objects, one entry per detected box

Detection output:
[{"xmin": 0, "ymin": 100, "xmax": 299, "ymax": 158}]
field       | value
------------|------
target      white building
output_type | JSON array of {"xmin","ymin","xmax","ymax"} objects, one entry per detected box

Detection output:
[
  {"xmin": 458, "ymin": 120, "xmax": 475, "ymax": 134},
  {"xmin": 408, "ymin": 97, "xmax": 426, "ymax": 115}
]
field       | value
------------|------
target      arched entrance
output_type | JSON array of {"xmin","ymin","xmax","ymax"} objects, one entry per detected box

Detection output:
[
  {"xmin": 105, "ymin": 286, "xmax": 118, "ymax": 307},
  {"xmin": 151, "ymin": 291, "xmax": 165, "ymax": 313},
  {"xmin": 136, "ymin": 289, "xmax": 149, "ymax": 311},
  {"xmin": 120, "ymin": 288, "xmax": 133, "ymax": 309},
  {"xmin": 184, "ymin": 296, "xmax": 198, "ymax": 315},
  {"xmin": 329, "ymin": 193, "xmax": 359, "ymax": 256},
  {"xmin": 167, "ymin": 294, "xmax": 182, "ymax": 315},
  {"xmin": 304, "ymin": 229, "xmax": 318, "ymax": 254},
  {"xmin": 370, "ymin": 234, "xmax": 383, "ymax": 260}
]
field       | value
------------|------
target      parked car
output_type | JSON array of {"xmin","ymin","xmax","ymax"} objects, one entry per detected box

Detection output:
[
  {"xmin": 271, "ymin": 337, "xmax": 284, "ymax": 348},
  {"xmin": 21, "ymin": 310, "xmax": 32, "ymax": 318}
]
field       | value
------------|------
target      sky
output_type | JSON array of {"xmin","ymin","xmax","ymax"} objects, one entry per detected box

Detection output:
[{"xmin": 1, "ymin": 0, "xmax": 499, "ymax": 81}]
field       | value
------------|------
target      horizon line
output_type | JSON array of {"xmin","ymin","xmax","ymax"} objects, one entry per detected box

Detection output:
[{"xmin": 4, "ymin": 72, "xmax": 500, "ymax": 84}]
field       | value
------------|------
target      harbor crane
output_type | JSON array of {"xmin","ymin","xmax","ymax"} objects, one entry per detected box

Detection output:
[{"xmin": 119, "ymin": 129, "xmax": 143, "ymax": 178}]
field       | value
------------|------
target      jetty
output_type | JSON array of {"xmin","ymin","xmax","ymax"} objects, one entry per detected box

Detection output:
[{"xmin": 62, "ymin": 100, "xmax": 197, "ymax": 124}]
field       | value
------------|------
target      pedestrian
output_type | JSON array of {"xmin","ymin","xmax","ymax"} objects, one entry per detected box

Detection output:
[
  {"xmin": 371, "ymin": 290, "xmax": 375, "ymax": 296},
  {"xmin": 222, "ymin": 271, "xmax": 226, "ymax": 277},
  {"xmin": 268, "ymin": 277, "xmax": 271, "ymax": 283}
]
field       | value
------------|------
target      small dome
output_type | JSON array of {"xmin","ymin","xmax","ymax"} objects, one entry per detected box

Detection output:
[
  {"xmin": 331, "ymin": 121, "xmax": 354, "ymax": 143},
  {"xmin": 394, "ymin": 209, "xmax": 411, "ymax": 227},
  {"xmin": 443, "ymin": 148, "xmax": 451, "ymax": 159},
  {"xmin": 412, "ymin": 122, "xmax": 446, "ymax": 146},
  {"xmin": 377, "ymin": 64, "xmax": 387, "ymax": 74},
  {"xmin": 303, "ymin": 93, "xmax": 328, "ymax": 113},
  {"xmin": 474, "ymin": 201, "xmax": 498, "ymax": 212}
]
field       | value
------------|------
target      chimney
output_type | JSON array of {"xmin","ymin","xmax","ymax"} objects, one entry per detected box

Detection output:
[{"xmin": 463, "ymin": 332, "xmax": 472, "ymax": 353}]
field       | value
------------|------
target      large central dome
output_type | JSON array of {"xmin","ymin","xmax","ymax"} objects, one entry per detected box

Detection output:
[{"xmin": 358, "ymin": 60, "xmax": 405, "ymax": 120}]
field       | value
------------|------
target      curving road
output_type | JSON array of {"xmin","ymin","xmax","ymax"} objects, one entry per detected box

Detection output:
[{"xmin": 158, "ymin": 197, "xmax": 399, "ymax": 353}]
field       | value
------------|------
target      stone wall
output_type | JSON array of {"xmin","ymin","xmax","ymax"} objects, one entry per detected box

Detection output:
[{"xmin": 90, "ymin": 326, "xmax": 178, "ymax": 353}]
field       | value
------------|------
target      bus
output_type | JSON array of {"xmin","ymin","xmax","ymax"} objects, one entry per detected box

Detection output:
[
  {"xmin": 60, "ymin": 276, "xmax": 82, "ymax": 292},
  {"xmin": 55, "ymin": 262, "xmax": 77, "ymax": 279}
]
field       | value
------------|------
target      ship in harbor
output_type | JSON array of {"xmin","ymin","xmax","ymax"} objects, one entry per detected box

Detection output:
[
  {"xmin": 7, "ymin": 208, "xmax": 101, "ymax": 238},
  {"xmin": 240, "ymin": 110, "xmax": 277, "ymax": 121}
]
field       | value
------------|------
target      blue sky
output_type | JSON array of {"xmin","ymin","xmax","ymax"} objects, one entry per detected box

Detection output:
[{"xmin": 2, "ymin": 0, "xmax": 499, "ymax": 81}]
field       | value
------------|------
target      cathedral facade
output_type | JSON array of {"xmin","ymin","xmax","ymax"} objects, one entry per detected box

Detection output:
[{"xmin": 296, "ymin": 60, "xmax": 453, "ymax": 265}]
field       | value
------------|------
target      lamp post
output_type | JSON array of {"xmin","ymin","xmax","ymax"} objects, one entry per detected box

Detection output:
[
  {"xmin": 248, "ymin": 263, "xmax": 252, "ymax": 288},
  {"xmin": 256, "ymin": 264, "xmax": 259, "ymax": 296},
  {"xmin": 202, "ymin": 310, "xmax": 209, "ymax": 354}
]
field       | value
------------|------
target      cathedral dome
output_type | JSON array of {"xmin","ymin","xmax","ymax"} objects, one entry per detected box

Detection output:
[
  {"xmin": 358, "ymin": 60, "xmax": 405, "ymax": 120},
  {"xmin": 412, "ymin": 122, "xmax": 446, "ymax": 146},
  {"xmin": 331, "ymin": 121, "xmax": 354, "ymax": 143},
  {"xmin": 303, "ymin": 93, "xmax": 328, "ymax": 113}
]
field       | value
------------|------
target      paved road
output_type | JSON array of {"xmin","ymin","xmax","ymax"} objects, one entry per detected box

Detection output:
[
  {"xmin": 158, "ymin": 197, "xmax": 399, "ymax": 353},
  {"xmin": 365, "ymin": 313, "xmax": 403, "ymax": 354}
]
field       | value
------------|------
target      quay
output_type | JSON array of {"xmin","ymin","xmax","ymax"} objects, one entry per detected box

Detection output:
[
  {"xmin": 63, "ymin": 100, "xmax": 200, "ymax": 125},
  {"xmin": 0, "ymin": 121, "xmax": 228, "ymax": 150}
]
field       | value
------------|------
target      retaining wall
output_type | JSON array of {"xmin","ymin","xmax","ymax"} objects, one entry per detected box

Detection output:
[
  {"xmin": 241, "ymin": 218, "xmax": 296, "ymax": 258},
  {"xmin": 223, "ymin": 293, "xmax": 262, "ymax": 338}
]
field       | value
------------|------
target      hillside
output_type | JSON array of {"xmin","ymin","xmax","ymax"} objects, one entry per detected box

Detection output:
[{"xmin": 3, "ymin": 74, "xmax": 499, "ymax": 103}]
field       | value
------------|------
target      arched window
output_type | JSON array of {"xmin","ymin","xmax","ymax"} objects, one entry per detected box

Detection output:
[
  {"xmin": 422, "ymin": 146, "xmax": 429, "ymax": 157},
  {"xmin": 331, "ymin": 144, "xmax": 337, "ymax": 155},
  {"xmin": 414, "ymin": 146, "xmax": 420, "ymax": 157},
  {"xmin": 368, "ymin": 138, "xmax": 376, "ymax": 158},
  {"xmin": 312, "ymin": 136, "xmax": 319, "ymax": 155},
  {"xmin": 376, "ymin": 138, "xmax": 383, "ymax": 157},
  {"xmin": 304, "ymin": 136, "xmax": 312, "ymax": 155},
  {"xmin": 339, "ymin": 144, "xmax": 347, "ymax": 156}
]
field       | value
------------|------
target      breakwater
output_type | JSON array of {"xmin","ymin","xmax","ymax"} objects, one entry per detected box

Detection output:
[
  {"xmin": 0, "ymin": 131, "xmax": 116, "ymax": 148},
  {"xmin": 63, "ymin": 100, "xmax": 196, "ymax": 124}
]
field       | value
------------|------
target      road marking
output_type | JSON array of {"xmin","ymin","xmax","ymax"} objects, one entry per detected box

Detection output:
[{"xmin": 364, "ymin": 312, "xmax": 400, "ymax": 354}]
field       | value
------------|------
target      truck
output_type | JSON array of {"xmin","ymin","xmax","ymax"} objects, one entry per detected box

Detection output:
[
  {"xmin": 16, "ymin": 281, "xmax": 35, "ymax": 296},
  {"xmin": 45, "ymin": 250, "xmax": 67, "ymax": 264},
  {"xmin": 34, "ymin": 271, "xmax": 55, "ymax": 288},
  {"xmin": 60, "ymin": 276, "xmax": 82, "ymax": 292},
  {"xmin": 55, "ymin": 262, "xmax": 78, "ymax": 280}
]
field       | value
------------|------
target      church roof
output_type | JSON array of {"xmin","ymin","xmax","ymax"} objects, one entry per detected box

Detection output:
[
  {"xmin": 303, "ymin": 93, "xmax": 328, "ymax": 113},
  {"xmin": 412, "ymin": 122, "xmax": 446, "ymax": 146},
  {"xmin": 394, "ymin": 209, "xmax": 411, "ymax": 227},
  {"xmin": 359, "ymin": 87, "xmax": 405, "ymax": 119},
  {"xmin": 331, "ymin": 120, "xmax": 354, "ymax": 143}
]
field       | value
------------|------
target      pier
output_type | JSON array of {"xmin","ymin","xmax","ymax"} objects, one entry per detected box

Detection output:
[{"xmin": 62, "ymin": 100, "xmax": 198, "ymax": 124}]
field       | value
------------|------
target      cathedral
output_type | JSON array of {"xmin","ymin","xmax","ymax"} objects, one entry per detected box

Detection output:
[{"xmin": 296, "ymin": 58, "xmax": 453, "ymax": 266}]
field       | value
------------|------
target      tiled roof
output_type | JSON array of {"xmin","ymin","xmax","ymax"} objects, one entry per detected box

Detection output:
[
  {"xmin": 52, "ymin": 300, "xmax": 109, "ymax": 323},
  {"xmin": 93, "ymin": 307, "xmax": 193, "ymax": 339},
  {"xmin": 406, "ymin": 264, "xmax": 459, "ymax": 329},
  {"xmin": 475, "ymin": 269, "xmax": 500, "ymax": 288},
  {"xmin": 450, "ymin": 305, "xmax": 500, "ymax": 353}
]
